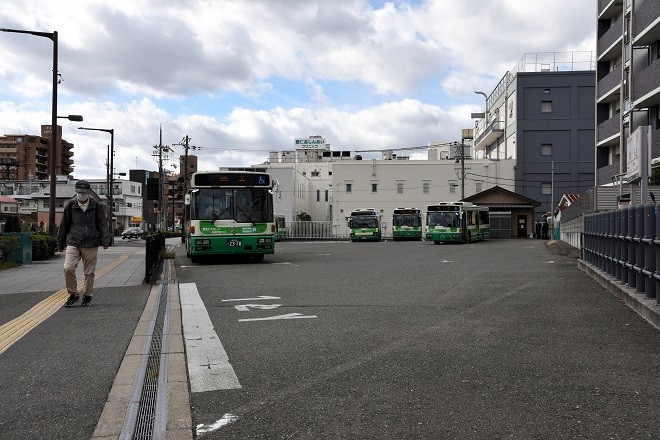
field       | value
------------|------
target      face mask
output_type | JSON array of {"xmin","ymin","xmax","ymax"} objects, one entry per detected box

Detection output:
[{"xmin": 76, "ymin": 193, "xmax": 89, "ymax": 203}]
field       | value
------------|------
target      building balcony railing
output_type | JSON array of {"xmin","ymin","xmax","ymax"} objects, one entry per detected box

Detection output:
[
  {"xmin": 596, "ymin": 161, "xmax": 621, "ymax": 186},
  {"xmin": 632, "ymin": 58, "xmax": 660, "ymax": 108},
  {"xmin": 473, "ymin": 120, "xmax": 505, "ymax": 151},
  {"xmin": 597, "ymin": 15, "xmax": 623, "ymax": 60},
  {"xmin": 597, "ymin": 66, "xmax": 621, "ymax": 102},
  {"xmin": 633, "ymin": 0, "xmax": 660, "ymax": 45},
  {"xmin": 598, "ymin": 0, "xmax": 622, "ymax": 18},
  {"xmin": 596, "ymin": 115, "xmax": 621, "ymax": 145}
]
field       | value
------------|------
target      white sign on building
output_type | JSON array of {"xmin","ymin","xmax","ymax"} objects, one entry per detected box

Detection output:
[
  {"xmin": 294, "ymin": 137, "xmax": 326, "ymax": 149},
  {"xmin": 626, "ymin": 126, "xmax": 651, "ymax": 182}
]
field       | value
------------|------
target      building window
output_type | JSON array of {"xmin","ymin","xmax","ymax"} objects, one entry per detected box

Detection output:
[
  {"xmin": 476, "ymin": 181, "xmax": 483, "ymax": 193},
  {"xmin": 371, "ymin": 182, "xmax": 378, "ymax": 193},
  {"xmin": 541, "ymin": 101, "xmax": 553, "ymax": 113},
  {"xmin": 449, "ymin": 180, "xmax": 457, "ymax": 194},
  {"xmin": 346, "ymin": 183, "xmax": 352, "ymax": 193},
  {"xmin": 317, "ymin": 189, "xmax": 320, "ymax": 202},
  {"xmin": 541, "ymin": 143, "xmax": 553, "ymax": 156},
  {"xmin": 325, "ymin": 190, "xmax": 329, "ymax": 202},
  {"xmin": 311, "ymin": 171, "xmax": 320, "ymax": 177},
  {"xmin": 396, "ymin": 181, "xmax": 404, "ymax": 194},
  {"xmin": 422, "ymin": 181, "xmax": 430, "ymax": 194},
  {"xmin": 541, "ymin": 183, "xmax": 552, "ymax": 195}
]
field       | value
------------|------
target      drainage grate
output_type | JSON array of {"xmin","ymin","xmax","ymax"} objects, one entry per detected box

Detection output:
[{"xmin": 132, "ymin": 287, "xmax": 167, "ymax": 439}]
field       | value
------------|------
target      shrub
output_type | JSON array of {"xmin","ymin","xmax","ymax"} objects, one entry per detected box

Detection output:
[
  {"xmin": 0, "ymin": 235, "xmax": 20, "ymax": 263},
  {"xmin": 159, "ymin": 230, "xmax": 182, "ymax": 238},
  {"xmin": 32, "ymin": 234, "xmax": 57, "ymax": 261}
]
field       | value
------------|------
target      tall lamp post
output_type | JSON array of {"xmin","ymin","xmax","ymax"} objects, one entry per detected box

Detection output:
[
  {"xmin": 78, "ymin": 127, "xmax": 115, "ymax": 245},
  {"xmin": 1, "ymin": 27, "xmax": 59, "ymax": 236}
]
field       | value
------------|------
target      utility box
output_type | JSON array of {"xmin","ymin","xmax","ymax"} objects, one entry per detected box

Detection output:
[{"xmin": 3, "ymin": 233, "xmax": 33, "ymax": 264}]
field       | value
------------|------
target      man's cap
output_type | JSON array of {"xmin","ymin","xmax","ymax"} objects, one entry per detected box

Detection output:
[{"xmin": 75, "ymin": 180, "xmax": 91, "ymax": 193}]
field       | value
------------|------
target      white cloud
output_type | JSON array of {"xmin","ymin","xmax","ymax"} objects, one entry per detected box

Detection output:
[{"xmin": 0, "ymin": 0, "xmax": 596, "ymax": 179}]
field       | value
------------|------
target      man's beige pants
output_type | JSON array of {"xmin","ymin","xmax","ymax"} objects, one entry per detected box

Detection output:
[{"xmin": 63, "ymin": 245, "xmax": 99, "ymax": 296}]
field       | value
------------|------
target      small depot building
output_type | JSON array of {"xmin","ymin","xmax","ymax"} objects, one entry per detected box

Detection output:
[{"xmin": 463, "ymin": 186, "xmax": 541, "ymax": 239}]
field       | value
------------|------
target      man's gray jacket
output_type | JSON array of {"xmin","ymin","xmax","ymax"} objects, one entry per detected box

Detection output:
[{"xmin": 56, "ymin": 197, "xmax": 111, "ymax": 249}]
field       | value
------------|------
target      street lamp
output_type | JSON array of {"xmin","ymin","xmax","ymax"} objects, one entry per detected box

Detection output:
[
  {"xmin": 58, "ymin": 115, "xmax": 83, "ymax": 122},
  {"xmin": 78, "ymin": 127, "xmax": 115, "ymax": 245},
  {"xmin": 474, "ymin": 91, "xmax": 488, "ymax": 123},
  {"xmin": 1, "ymin": 27, "xmax": 58, "ymax": 236}
]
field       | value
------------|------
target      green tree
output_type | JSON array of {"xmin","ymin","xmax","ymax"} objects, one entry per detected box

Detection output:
[{"xmin": 296, "ymin": 211, "xmax": 312, "ymax": 221}]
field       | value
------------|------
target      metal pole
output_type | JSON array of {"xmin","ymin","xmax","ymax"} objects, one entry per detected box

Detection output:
[
  {"xmin": 461, "ymin": 137, "xmax": 465, "ymax": 200},
  {"xmin": 109, "ymin": 129, "xmax": 114, "ymax": 245},
  {"xmin": 49, "ymin": 31, "xmax": 58, "ymax": 236}
]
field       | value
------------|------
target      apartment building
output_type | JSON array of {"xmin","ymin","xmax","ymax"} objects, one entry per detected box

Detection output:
[
  {"xmin": 471, "ymin": 52, "xmax": 596, "ymax": 220},
  {"xmin": 0, "ymin": 125, "xmax": 74, "ymax": 181},
  {"xmin": 596, "ymin": 0, "xmax": 660, "ymax": 186}
]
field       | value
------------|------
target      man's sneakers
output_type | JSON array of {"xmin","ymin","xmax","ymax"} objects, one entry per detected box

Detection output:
[
  {"xmin": 64, "ymin": 293, "xmax": 92, "ymax": 307},
  {"xmin": 65, "ymin": 294, "xmax": 80, "ymax": 307}
]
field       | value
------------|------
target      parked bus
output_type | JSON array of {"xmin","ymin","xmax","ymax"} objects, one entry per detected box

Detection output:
[
  {"xmin": 349, "ymin": 208, "xmax": 381, "ymax": 241},
  {"xmin": 425, "ymin": 202, "xmax": 489, "ymax": 244},
  {"xmin": 274, "ymin": 214, "xmax": 286, "ymax": 241},
  {"xmin": 392, "ymin": 208, "xmax": 422, "ymax": 240},
  {"xmin": 184, "ymin": 171, "xmax": 275, "ymax": 262}
]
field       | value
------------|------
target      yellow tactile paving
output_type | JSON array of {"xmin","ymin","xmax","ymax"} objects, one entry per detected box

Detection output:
[{"xmin": 0, "ymin": 250, "xmax": 138, "ymax": 354}]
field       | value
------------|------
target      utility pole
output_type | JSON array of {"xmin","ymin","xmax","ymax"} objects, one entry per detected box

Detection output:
[{"xmin": 152, "ymin": 126, "xmax": 170, "ymax": 231}]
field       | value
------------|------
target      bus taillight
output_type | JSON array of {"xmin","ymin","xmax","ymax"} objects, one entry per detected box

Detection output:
[
  {"xmin": 189, "ymin": 225, "xmax": 195, "ymax": 234},
  {"xmin": 271, "ymin": 224, "xmax": 275, "ymax": 233}
]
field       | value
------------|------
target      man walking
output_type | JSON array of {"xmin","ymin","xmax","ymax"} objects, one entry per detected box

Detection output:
[{"xmin": 56, "ymin": 180, "xmax": 110, "ymax": 307}]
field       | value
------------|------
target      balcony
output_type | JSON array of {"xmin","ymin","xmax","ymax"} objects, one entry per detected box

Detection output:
[
  {"xmin": 598, "ymin": 0, "xmax": 623, "ymax": 19},
  {"xmin": 597, "ymin": 15, "xmax": 623, "ymax": 61},
  {"xmin": 597, "ymin": 66, "xmax": 621, "ymax": 102},
  {"xmin": 473, "ymin": 120, "xmax": 504, "ymax": 151},
  {"xmin": 632, "ymin": 58, "xmax": 660, "ymax": 108},
  {"xmin": 596, "ymin": 161, "xmax": 621, "ymax": 186},
  {"xmin": 596, "ymin": 115, "xmax": 620, "ymax": 146},
  {"xmin": 633, "ymin": 0, "xmax": 660, "ymax": 45}
]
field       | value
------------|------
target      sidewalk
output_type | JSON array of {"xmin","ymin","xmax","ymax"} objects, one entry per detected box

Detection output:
[{"xmin": 0, "ymin": 239, "xmax": 148, "ymax": 295}]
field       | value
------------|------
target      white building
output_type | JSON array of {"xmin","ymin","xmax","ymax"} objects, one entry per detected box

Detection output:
[
  {"xmin": 251, "ymin": 136, "xmax": 516, "ymax": 238},
  {"xmin": 87, "ymin": 178, "xmax": 145, "ymax": 232}
]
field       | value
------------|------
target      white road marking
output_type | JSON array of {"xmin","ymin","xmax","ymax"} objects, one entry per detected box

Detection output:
[
  {"xmin": 234, "ymin": 304, "xmax": 283, "ymax": 311},
  {"xmin": 197, "ymin": 413, "xmax": 239, "ymax": 436},
  {"xmin": 273, "ymin": 262, "xmax": 291, "ymax": 265},
  {"xmin": 221, "ymin": 295, "xmax": 281, "ymax": 302},
  {"xmin": 239, "ymin": 312, "xmax": 317, "ymax": 322},
  {"xmin": 442, "ymin": 260, "xmax": 453, "ymax": 263},
  {"xmin": 179, "ymin": 283, "xmax": 242, "ymax": 392},
  {"xmin": 544, "ymin": 260, "xmax": 555, "ymax": 264}
]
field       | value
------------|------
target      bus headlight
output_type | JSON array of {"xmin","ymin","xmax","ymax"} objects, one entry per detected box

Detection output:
[
  {"xmin": 196, "ymin": 239, "xmax": 211, "ymax": 245},
  {"xmin": 257, "ymin": 238, "xmax": 273, "ymax": 244}
]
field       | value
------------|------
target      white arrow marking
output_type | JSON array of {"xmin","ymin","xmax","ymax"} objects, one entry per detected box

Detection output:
[
  {"xmin": 234, "ymin": 304, "xmax": 283, "ymax": 312},
  {"xmin": 442, "ymin": 260, "xmax": 453, "ymax": 263},
  {"xmin": 544, "ymin": 260, "xmax": 555, "ymax": 264},
  {"xmin": 221, "ymin": 295, "xmax": 281, "ymax": 302},
  {"xmin": 239, "ymin": 313, "xmax": 317, "ymax": 322}
]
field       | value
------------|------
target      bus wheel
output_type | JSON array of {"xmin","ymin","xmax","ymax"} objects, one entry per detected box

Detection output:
[
  {"xmin": 252, "ymin": 254, "xmax": 264, "ymax": 263},
  {"xmin": 467, "ymin": 232, "xmax": 472, "ymax": 244},
  {"xmin": 433, "ymin": 240, "xmax": 440, "ymax": 245},
  {"xmin": 186, "ymin": 246, "xmax": 191, "ymax": 258}
]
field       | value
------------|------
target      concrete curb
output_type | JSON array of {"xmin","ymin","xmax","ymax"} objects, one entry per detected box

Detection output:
[{"xmin": 578, "ymin": 259, "xmax": 660, "ymax": 330}]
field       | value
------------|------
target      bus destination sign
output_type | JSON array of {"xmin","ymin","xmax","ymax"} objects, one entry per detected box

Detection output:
[{"xmin": 194, "ymin": 173, "xmax": 271, "ymax": 187}]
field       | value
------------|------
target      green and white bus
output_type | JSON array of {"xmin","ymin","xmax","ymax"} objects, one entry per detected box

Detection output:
[
  {"xmin": 425, "ymin": 202, "xmax": 489, "ymax": 244},
  {"xmin": 274, "ymin": 214, "xmax": 286, "ymax": 241},
  {"xmin": 349, "ymin": 208, "xmax": 381, "ymax": 241},
  {"xmin": 184, "ymin": 171, "xmax": 275, "ymax": 262},
  {"xmin": 392, "ymin": 208, "xmax": 422, "ymax": 240}
]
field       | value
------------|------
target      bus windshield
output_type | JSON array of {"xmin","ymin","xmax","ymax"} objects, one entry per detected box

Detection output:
[
  {"xmin": 427, "ymin": 211, "xmax": 460, "ymax": 228},
  {"xmin": 194, "ymin": 188, "xmax": 272, "ymax": 222},
  {"xmin": 393, "ymin": 214, "xmax": 420, "ymax": 227},
  {"xmin": 350, "ymin": 216, "xmax": 378, "ymax": 228}
]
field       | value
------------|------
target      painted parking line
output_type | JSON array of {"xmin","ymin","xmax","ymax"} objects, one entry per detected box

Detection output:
[
  {"xmin": 0, "ymin": 250, "xmax": 137, "ymax": 354},
  {"xmin": 179, "ymin": 282, "xmax": 241, "ymax": 392}
]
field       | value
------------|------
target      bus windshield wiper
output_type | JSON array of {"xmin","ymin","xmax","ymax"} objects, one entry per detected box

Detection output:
[
  {"xmin": 237, "ymin": 206, "xmax": 257, "ymax": 225},
  {"xmin": 214, "ymin": 206, "xmax": 230, "ymax": 220}
]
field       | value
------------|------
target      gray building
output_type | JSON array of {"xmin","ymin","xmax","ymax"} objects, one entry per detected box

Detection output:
[
  {"xmin": 472, "ymin": 52, "xmax": 596, "ymax": 221},
  {"xmin": 596, "ymin": 0, "xmax": 660, "ymax": 186}
]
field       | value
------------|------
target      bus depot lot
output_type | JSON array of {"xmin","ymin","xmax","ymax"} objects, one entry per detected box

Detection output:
[{"xmin": 173, "ymin": 239, "xmax": 660, "ymax": 439}]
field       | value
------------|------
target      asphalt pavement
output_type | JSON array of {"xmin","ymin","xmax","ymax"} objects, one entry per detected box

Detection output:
[
  {"xmin": 0, "ymin": 237, "xmax": 659, "ymax": 439},
  {"xmin": 0, "ymin": 236, "xmax": 189, "ymax": 440}
]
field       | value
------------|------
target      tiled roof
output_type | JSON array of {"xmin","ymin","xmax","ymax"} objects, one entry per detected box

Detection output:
[
  {"xmin": 0, "ymin": 195, "xmax": 18, "ymax": 203},
  {"xmin": 30, "ymin": 184, "xmax": 78, "ymax": 199}
]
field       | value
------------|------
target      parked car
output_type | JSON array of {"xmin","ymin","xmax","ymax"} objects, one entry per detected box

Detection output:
[{"xmin": 121, "ymin": 227, "xmax": 145, "ymax": 240}]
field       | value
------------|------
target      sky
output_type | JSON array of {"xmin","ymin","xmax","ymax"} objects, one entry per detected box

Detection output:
[{"xmin": 0, "ymin": 0, "xmax": 597, "ymax": 180}]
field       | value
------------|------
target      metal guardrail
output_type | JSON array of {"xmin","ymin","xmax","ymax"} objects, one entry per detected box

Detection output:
[
  {"xmin": 583, "ymin": 204, "xmax": 660, "ymax": 305},
  {"xmin": 144, "ymin": 232, "xmax": 165, "ymax": 284}
]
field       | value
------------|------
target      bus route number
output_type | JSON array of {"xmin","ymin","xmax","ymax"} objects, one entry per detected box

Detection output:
[{"xmin": 227, "ymin": 239, "xmax": 242, "ymax": 247}]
